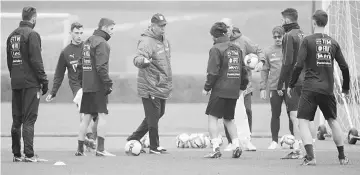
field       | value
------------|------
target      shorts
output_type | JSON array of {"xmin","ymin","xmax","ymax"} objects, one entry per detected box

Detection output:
[
  {"xmin": 80, "ymin": 91, "xmax": 108, "ymax": 115},
  {"xmin": 285, "ymin": 86, "xmax": 302, "ymax": 112},
  {"xmin": 205, "ymin": 95, "xmax": 237, "ymax": 120},
  {"xmin": 297, "ymin": 90, "xmax": 337, "ymax": 121}
]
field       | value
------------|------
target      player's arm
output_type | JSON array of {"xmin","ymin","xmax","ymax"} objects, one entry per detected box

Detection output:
[
  {"xmin": 334, "ymin": 43, "xmax": 350, "ymax": 92},
  {"xmin": 94, "ymin": 42, "xmax": 113, "ymax": 92},
  {"xmin": 28, "ymin": 32, "xmax": 48, "ymax": 89},
  {"xmin": 204, "ymin": 48, "xmax": 221, "ymax": 92},
  {"xmin": 133, "ymin": 39, "xmax": 152, "ymax": 69},
  {"xmin": 260, "ymin": 49, "xmax": 270, "ymax": 91},
  {"xmin": 49, "ymin": 51, "xmax": 66, "ymax": 97},
  {"xmin": 243, "ymin": 36, "xmax": 266, "ymax": 64},
  {"xmin": 289, "ymin": 38, "xmax": 307, "ymax": 88},
  {"xmin": 277, "ymin": 34, "xmax": 294, "ymax": 90},
  {"xmin": 6, "ymin": 36, "xmax": 12, "ymax": 77}
]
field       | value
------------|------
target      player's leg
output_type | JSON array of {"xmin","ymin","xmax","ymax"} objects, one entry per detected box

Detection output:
[
  {"xmin": 269, "ymin": 90, "xmax": 283, "ymax": 149},
  {"xmin": 287, "ymin": 111, "xmax": 294, "ymax": 136},
  {"xmin": 223, "ymin": 124, "xmax": 233, "ymax": 151},
  {"xmin": 286, "ymin": 87, "xmax": 302, "ymax": 154},
  {"xmin": 22, "ymin": 88, "xmax": 41, "ymax": 162},
  {"xmin": 76, "ymin": 113, "xmax": 92, "ymax": 156},
  {"xmin": 242, "ymin": 92, "xmax": 256, "ymax": 151},
  {"xmin": 318, "ymin": 94, "xmax": 349, "ymax": 165},
  {"xmin": 157, "ymin": 99, "xmax": 167, "ymax": 152},
  {"xmin": 297, "ymin": 90, "xmax": 317, "ymax": 166},
  {"xmin": 11, "ymin": 89, "xmax": 23, "ymax": 162},
  {"xmin": 84, "ymin": 116, "xmax": 97, "ymax": 151}
]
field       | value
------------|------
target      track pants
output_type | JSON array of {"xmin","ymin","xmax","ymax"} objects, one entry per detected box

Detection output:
[
  {"xmin": 127, "ymin": 96, "xmax": 166, "ymax": 150},
  {"xmin": 224, "ymin": 93, "xmax": 252, "ymax": 143},
  {"xmin": 11, "ymin": 88, "xmax": 40, "ymax": 157}
]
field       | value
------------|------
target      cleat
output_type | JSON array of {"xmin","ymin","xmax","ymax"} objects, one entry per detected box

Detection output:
[
  {"xmin": 301, "ymin": 156, "xmax": 316, "ymax": 166},
  {"xmin": 281, "ymin": 151, "xmax": 301, "ymax": 159},
  {"xmin": 224, "ymin": 143, "xmax": 233, "ymax": 152},
  {"xmin": 232, "ymin": 147, "xmax": 242, "ymax": 158},
  {"xmin": 268, "ymin": 141, "xmax": 278, "ymax": 150},
  {"xmin": 13, "ymin": 156, "xmax": 23, "ymax": 162},
  {"xmin": 244, "ymin": 140, "xmax": 257, "ymax": 151},
  {"xmin": 75, "ymin": 151, "xmax": 86, "ymax": 156},
  {"xmin": 158, "ymin": 146, "xmax": 167, "ymax": 152},
  {"xmin": 84, "ymin": 138, "xmax": 96, "ymax": 150},
  {"xmin": 149, "ymin": 148, "xmax": 162, "ymax": 155},
  {"xmin": 24, "ymin": 155, "xmax": 47, "ymax": 162},
  {"xmin": 96, "ymin": 150, "xmax": 116, "ymax": 157},
  {"xmin": 339, "ymin": 157, "xmax": 349, "ymax": 165},
  {"xmin": 204, "ymin": 147, "xmax": 222, "ymax": 158}
]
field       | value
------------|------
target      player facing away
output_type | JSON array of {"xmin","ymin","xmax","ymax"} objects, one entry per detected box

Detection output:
[
  {"xmin": 6, "ymin": 6, "xmax": 48, "ymax": 162},
  {"xmin": 289, "ymin": 10, "xmax": 350, "ymax": 166},
  {"xmin": 128, "ymin": 13, "xmax": 172, "ymax": 154},
  {"xmin": 220, "ymin": 18, "xmax": 264, "ymax": 152},
  {"xmin": 45, "ymin": 22, "xmax": 97, "ymax": 152},
  {"xmin": 76, "ymin": 18, "xmax": 115, "ymax": 157},
  {"xmin": 260, "ymin": 26, "xmax": 295, "ymax": 149},
  {"xmin": 203, "ymin": 22, "xmax": 248, "ymax": 159}
]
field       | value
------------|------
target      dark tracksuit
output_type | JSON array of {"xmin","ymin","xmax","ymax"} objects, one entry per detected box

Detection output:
[
  {"xmin": 127, "ymin": 28, "xmax": 172, "ymax": 150},
  {"xmin": 6, "ymin": 21, "xmax": 48, "ymax": 158}
]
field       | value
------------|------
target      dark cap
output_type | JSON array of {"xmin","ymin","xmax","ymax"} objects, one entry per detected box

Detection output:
[
  {"xmin": 22, "ymin": 6, "xmax": 37, "ymax": 20},
  {"xmin": 98, "ymin": 18, "xmax": 115, "ymax": 28},
  {"xmin": 210, "ymin": 22, "xmax": 227, "ymax": 38},
  {"xmin": 151, "ymin": 13, "xmax": 167, "ymax": 26}
]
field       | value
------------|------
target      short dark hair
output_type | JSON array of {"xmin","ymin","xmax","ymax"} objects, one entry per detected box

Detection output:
[
  {"xmin": 22, "ymin": 6, "xmax": 37, "ymax": 21},
  {"xmin": 71, "ymin": 22, "xmax": 83, "ymax": 31},
  {"xmin": 98, "ymin": 18, "xmax": 115, "ymax": 29},
  {"xmin": 312, "ymin": 10, "xmax": 328, "ymax": 27},
  {"xmin": 210, "ymin": 22, "xmax": 227, "ymax": 38},
  {"xmin": 272, "ymin": 26, "xmax": 285, "ymax": 35},
  {"xmin": 281, "ymin": 8, "xmax": 298, "ymax": 22}
]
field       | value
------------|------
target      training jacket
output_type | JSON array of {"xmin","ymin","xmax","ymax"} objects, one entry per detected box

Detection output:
[
  {"xmin": 6, "ymin": 21, "xmax": 48, "ymax": 89},
  {"xmin": 133, "ymin": 28, "xmax": 173, "ymax": 99},
  {"xmin": 260, "ymin": 45, "xmax": 284, "ymax": 91}
]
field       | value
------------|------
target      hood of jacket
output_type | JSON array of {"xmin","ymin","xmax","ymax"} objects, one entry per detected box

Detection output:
[
  {"xmin": 93, "ymin": 29, "xmax": 111, "ymax": 41},
  {"xmin": 141, "ymin": 28, "xmax": 164, "ymax": 42},
  {"xmin": 230, "ymin": 27, "xmax": 242, "ymax": 41}
]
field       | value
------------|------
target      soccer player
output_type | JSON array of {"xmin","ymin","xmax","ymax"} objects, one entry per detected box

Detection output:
[
  {"xmin": 220, "ymin": 18, "xmax": 264, "ymax": 152},
  {"xmin": 288, "ymin": 9, "xmax": 350, "ymax": 166},
  {"xmin": 77, "ymin": 18, "xmax": 115, "ymax": 157},
  {"xmin": 260, "ymin": 26, "xmax": 295, "ymax": 150},
  {"xmin": 203, "ymin": 22, "xmax": 248, "ymax": 158},
  {"xmin": 45, "ymin": 22, "xmax": 97, "ymax": 152},
  {"xmin": 6, "ymin": 6, "xmax": 48, "ymax": 162},
  {"xmin": 129, "ymin": 13, "xmax": 172, "ymax": 154}
]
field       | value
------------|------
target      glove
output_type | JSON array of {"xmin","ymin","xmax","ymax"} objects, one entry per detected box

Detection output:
[
  {"xmin": 41, "ymin": 83, "xmax": 48, "ymax": 95},
  {"xmin": 104, "ymin": 83, "xmax": 113, "ymax": 96}
]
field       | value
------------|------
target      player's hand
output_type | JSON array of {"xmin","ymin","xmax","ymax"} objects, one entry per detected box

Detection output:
[
  {"xmin": 269, "ymin": 91, "xmax": 273, "ymax": 98},
  {"xmin": 104, "ymin": 85, "xmax": 113, "ymax": 96},
  {"xmin": 277, "ymin": 90, "xmax": 283, "ymax": 96},
  {"xmin": 254, "ymin": 61, "xmax": 264, "ymax": 72},
  {"xmin": 260, "ymin": 90, "xmax": 267, "ymax": 100},
  {"xmin": 45, "ymin": 94, "xmax": 55, "ymax": 102},
  {"xmin": 41, "ymin": 83, "xmax": 48, "ymax": 96},
  {"xmin": 287, "ymin": 88, "xmax": 293, "ymax": 98},
  {"xmin": 142, "ymin": 57, "xmax": 152, "ymax": 68},
  {"xmin": 202, "ymin": 89, "xmax": 211, "ymax": 96}
]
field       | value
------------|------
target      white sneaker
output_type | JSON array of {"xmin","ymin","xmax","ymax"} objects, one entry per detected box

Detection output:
[
  {"xmin": 224, "ymin": 143, "xmax": 233, "ymax": 152},
  {"xmin": 268, "ymin": 141, "xmax": 278, "ymax": 150},
  {"xmin": 244, "ymin": 140, "xmax": 257, "ymax": 151},
  {"xmin": 96, "ymin": 150, "xmax": 116, "ymax": 157}
]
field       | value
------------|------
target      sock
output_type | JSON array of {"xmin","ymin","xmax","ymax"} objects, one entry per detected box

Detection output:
[
  {"xmin": 211, "ymin": 138, "xmax": 220, "ymax": 151},
  {"xmin": 86, "ymin": 133, "xmax": 93, "ymax": 140},
  {"xmin": 232, "ymin": 138, "xmax": 240, "ymax": 148},
  {"xmin": 337, "ymin": 146, "xmax": 345, "ymax": 159},
  {"xmin": 304, "ymin": 144, "xmax": 314, "ymax": 160},
  {"xmin": 97, "ymin": 136, "xmax": 105, "ymax": 152},
  {"xmin": 78, "ymin": 140, "xmax": 84, "ymax": 152}
]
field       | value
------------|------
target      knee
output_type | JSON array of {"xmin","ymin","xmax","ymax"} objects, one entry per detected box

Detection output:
[{"xmin": 223, "ymin": 119, "xmax": 233, "ymax": 125}]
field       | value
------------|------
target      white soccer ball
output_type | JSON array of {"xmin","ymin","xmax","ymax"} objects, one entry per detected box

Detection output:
[
  {"xmin": 189, "ymin": 133, "xmax": 207, "ymax": 148},
  {"xmin": 140, "ymin": 134, "xmax": 150, "ymax": 148},
  {"xmin": 176, "ymin": 133, "xmax": 190, "ymax": 148},
  {"xmin": 244, "ymin": 53, "xmax": 259, "ymax": 70},
  {"xmin": 280, "ymin": 134, "xmax": 295, "ymax": 148},
  {"xmin": 125, "ymin": 140, "xmax": 142, "ymax": 156}
]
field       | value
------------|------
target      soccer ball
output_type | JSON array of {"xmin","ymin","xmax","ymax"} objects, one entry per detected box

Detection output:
[
  {"xmin": 140, "ymin": 134, "xmax": 150, "ymax": 148},
  {"xmin": 189, "ymin": 133, "xmax": 207, "ymax": 148},
  {"xmin": 280, "ymin": 134, "xmax": 295, "ymax": 148},
  {"xmin": 125, "ymin": 140, "xmax": 142, "ymax": 156},
  {"xmin": 176, "ymin": 133, "xmax": 190, "ymax": 148},
  {"xmin": 244, "ymin": 53, "xmax": 259, "ymax": 70}
]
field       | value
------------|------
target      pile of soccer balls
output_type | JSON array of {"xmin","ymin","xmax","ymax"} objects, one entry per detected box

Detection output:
[{"xmin": 174, "ymin": 133, "xmax": 223, "ymax": 149}]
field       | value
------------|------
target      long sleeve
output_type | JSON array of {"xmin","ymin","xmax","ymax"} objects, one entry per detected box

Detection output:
[
  {"xmin": 334, "ymin": 44, "xmax": 350, "ymax": 91},
  {"xmin": 50, "ymin": 51, "xmax": 66, "ymax": 96},
  {"xmin": 95, "ymin": 42, "xmax": 112, "ymax": 86},
  {"xmin": 289, "ymin": 39, "xmax": 307, "ymax": 88},
  {"xmin": 6, "ymin": 36, "xmax": 12, "ymax": 77},
  {"xmin": 28, "ymin": 32, "xmax": 48, "ymax": 84},
  {"xmin": 260, "ymin": 50, "xmax": 270, "ymax": 90},
  {"xmin": 133, "ymin": 39, "xmax": 152, "ymax": 69},
  {"xmin": 204, "ymin": 48, "xmax": 221, "ymax": 91},
  {"xmin": 277, "ymin": 34, "xmax": 294, "ymax": 90},
  {"xmin": 243, "ymin": 35, "xmax": 266, "ymax": 63}
]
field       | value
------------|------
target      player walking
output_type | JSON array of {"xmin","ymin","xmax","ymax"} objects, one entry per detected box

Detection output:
[
  {"xmin": 220, "ymin": 18, "xmax": 264, "ymax": 152},
  {"xmin": 128, "ymin": 13, "xmax": 172, "ymax": 154},
  {"xmin": 45, "ymin": 22, "xmax": 97, "ymax": 152},
  {"xmin": 203, "ymin": 22, "xmax": 248, "ymax": 159},
  {"xmin": 6, "ymin": 6, "xmax": 48, "ymax": 162},
  {"xmin": 76, "ymin": 18, "xmax": 115, "ymax": 157},
  {"xmin": 289, "ymin": 10, "xmax": 350, "ymax": 166}
]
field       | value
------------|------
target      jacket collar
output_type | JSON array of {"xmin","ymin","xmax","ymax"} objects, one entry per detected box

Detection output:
[
  {"xmin": 19, "ymin": 21, "xmax": 34, "ymax": 29},
  {"xmin": 282, "ymin": 22, "xmax": 300, "ymax": 33},
  {"xmin": 214, "ymin": 36, "xmax": 230, "ymax": 45},
  {"xmin": 93, "ymin": 29, "xmax": 111, "ymax": 41}
]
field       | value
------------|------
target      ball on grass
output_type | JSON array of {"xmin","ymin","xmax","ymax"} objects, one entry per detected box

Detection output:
[{"xmin": 125, "ymin": 140, "xmax": 142, "ymax": 156}]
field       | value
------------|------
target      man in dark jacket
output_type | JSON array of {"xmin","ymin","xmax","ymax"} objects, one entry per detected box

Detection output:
[
  {"xmin": 203, "ymin": 22, "xmax": 248, "ymax": 159},
  {"xmin": 6, "ymin": 6, "xmax": 48, "ymax": 162},
  {"xmin": 77, "ymin": 18, "xmax": 115, "ymax": 157},
  {"xmin": 128, "ymin": 13, "xmax": 172, "ymax": 154}
]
